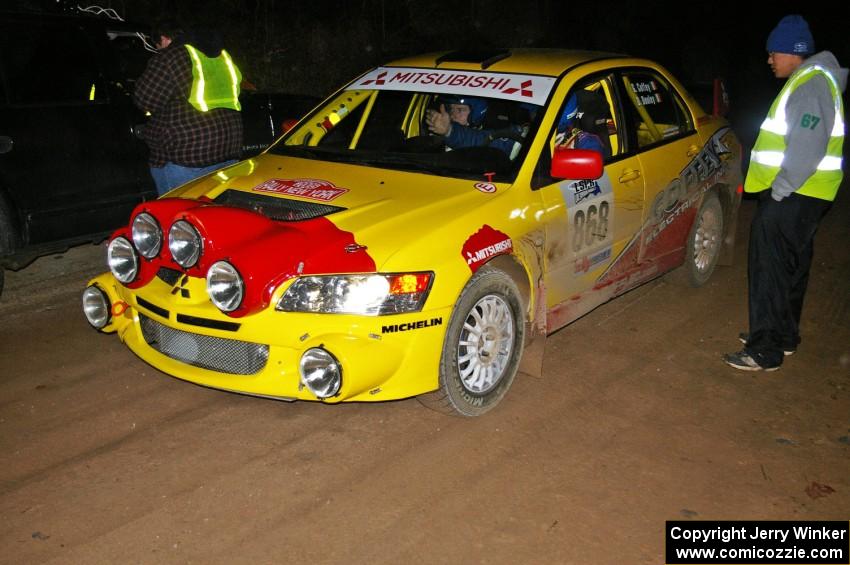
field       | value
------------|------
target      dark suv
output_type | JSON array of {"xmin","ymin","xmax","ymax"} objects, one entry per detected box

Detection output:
[
  {"xmin": 0, "ymin": 12, "xmax": 156, "ymax": 289},
  {"xmin": 0, "ymin": 10, "xmax": 317, "ymax": 295}
]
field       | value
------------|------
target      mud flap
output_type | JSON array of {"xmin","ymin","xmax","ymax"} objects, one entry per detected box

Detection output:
[
  {"xmin": 519, "ymin": 326, "xmax": 546, "ymax": 379},
  {"xmin": 518, "ymin": 279, "xmax": 547, "ymax": 379}
]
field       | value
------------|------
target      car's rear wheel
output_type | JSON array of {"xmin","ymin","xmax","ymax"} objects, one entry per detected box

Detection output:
[
  {"xmin": 419, "ymin": 266, "xmax": 524, "ymax": 417},
  {"xmin": 685, "ymin": 191, "xmax": 723, "ymax": 287}
]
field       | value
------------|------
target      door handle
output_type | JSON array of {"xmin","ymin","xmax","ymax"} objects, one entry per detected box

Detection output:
[
  {"xmin": 618, "ymin": 169, "xmax": 641, "ymax": 183},
  {"xmin": 0, "ymin": 136, "xmax": 12, "ymax": 154},
  {"xmin": 687, "ymin": 145, "xmax": 700, "ymax": 158}
]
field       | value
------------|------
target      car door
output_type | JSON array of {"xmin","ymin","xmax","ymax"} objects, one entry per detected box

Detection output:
[
  {"xmin": 615, "ymin": 68, "xmax": 701, "ymax": 268},
  {"xmin": 0, "ymin": 16, "xmax": 153, "ymax": 246},
  {"xmin": 534, "ymin": 72, "xmax": 646, "ymax": 323}
]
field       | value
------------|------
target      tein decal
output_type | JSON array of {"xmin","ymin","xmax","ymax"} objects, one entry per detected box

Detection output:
[
  {"xmin": 596, "ymin": 127, "xmax": 736, "ymax": 286},
  {"xmin": 381, "ymin": 318, "xmax": 443, "ymax": 334},
  {"xmin": 462, "ymin": 225, "xmax": 513, "ymax": 272},
  {"xmin": 252, "ymin": 178, "xmax": 349, "ymax": 202},
  {"xmin": 645, "ymin": 127, "xmax": 733, "ymax": 244}
]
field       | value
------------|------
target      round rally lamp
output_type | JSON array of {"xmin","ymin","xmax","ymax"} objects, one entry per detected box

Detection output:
[
  {"xmin": 169, "ymin": 220, "xmax": 202, "ymax": 268},
  {"xmin": 299, "ymin": 348, "xmax": 342, "ymax": 398},
  {"xmin": 132, "ymin": 212, "xmax": 162, "ymax": 259},
  {"xmin": 82, "ymin": 285, "xmax": 111, "ymax": 329},
  {"xmin": 206, "ymin": 260, "xmax": 244, "ymax": 312},
  {"xmin": 107, "ymin": 236, "xmax": 139, "ymax": 283}
]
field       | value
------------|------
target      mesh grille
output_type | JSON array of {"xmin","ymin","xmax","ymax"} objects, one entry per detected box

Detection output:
[
  {"xmin": 139, "ymin": 314, "xmax": 269, "ymax": 375},
  {"xmin": 213, "ymin": 189, "xmax": 343, "ymax": 221}
]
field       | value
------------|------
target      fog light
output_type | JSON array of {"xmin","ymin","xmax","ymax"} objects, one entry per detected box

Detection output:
[
  {"xmin": 299, "ymin": 348, "xmax": 342, "ymax": 398},
  {"xmin": 132, "ymin": 212, "xmax": 162, "ymax": 259},
  {"xmin": 82, "ymin": 285, "xmax": 111, "ymax": 329},
  {"xmin": 169, "ymin": 220, "xmax": 202, "ymax": 268},
  {"xmin": 207, "ymin": 260, "xmax": 243, "ymax": 312},
  {"xmin": 107, "ymin": 236, "xmax": 138, "ymax": 283}
]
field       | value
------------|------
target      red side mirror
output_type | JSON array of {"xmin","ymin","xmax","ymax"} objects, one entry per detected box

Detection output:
[
  {"xmin": 281, "ymin": 119, "xmax": 299, "ymax": 133},
  {"xmin": 551, "ymin": 148, "xmax": 603, "ymax": 180}
]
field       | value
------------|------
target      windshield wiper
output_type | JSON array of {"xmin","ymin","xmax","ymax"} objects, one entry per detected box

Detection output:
[{"xmin": 269, "ymin": 145, "xmax": 324, "ymax": 159}]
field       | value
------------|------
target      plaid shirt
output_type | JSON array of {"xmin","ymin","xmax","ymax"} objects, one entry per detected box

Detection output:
[{"xmin": 134, "ymin": 45, "xmax": 242, "ymax": 168}]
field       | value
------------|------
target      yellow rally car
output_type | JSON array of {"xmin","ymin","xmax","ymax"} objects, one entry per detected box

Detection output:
[{"xmin": 83, "ymin": 49, "xmax": 742, "ymax": 416}]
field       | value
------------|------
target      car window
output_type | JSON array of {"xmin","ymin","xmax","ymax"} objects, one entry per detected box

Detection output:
[
  {"xmin": 549, "ymin": 74, "xmax": 622, "ymax": 161},
  {"xmin": 0, "ymin": 21, "xmax": 107, "ymax": 106},
  {"xmin": 619, "ymin": 70, "xmax": 693, "ymax": 149},
  {"xmin": 272, "ymin": 73, "xmax": 550, "ymax": 182},
  {"xmin": 105, "ymin": 29, "xmax": 155, "ymax": 93},
  {"xmin": 531, "ymin": 74, "xmax": 622, "ymax": 190}
]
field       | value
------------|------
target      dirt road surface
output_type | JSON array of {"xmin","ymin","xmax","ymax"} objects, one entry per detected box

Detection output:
[{"xmin": 1, "ymin": 194, "xmax": 848, "ymax": 564}]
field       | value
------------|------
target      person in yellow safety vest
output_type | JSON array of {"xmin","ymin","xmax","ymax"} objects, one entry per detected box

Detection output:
[
  {"xmin": 134, "ymin": 21, "xmax": 243, "ymax": 196},
  {"xmin": 724, "ymin": 15, "xmax": 846, "ymax": 372}
]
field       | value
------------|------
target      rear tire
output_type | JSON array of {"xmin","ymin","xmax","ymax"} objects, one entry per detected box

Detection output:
[
  {"xmin": 418, "ymin": 266, "xmax": 525, "ymax": 417},
  {"xmin": 684, "ymin": 191, "xmax": 723, "ymax": 287}
]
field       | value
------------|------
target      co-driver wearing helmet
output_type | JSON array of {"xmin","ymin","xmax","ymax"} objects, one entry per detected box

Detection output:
[{"xmin": 555, "ymin": 93, "xmax": 607, "ymax": 156}]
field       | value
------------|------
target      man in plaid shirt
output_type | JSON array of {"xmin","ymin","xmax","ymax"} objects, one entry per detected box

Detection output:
[{"xmin": 134, "ymin": 23, "xmax": 243, "ymax": 195}]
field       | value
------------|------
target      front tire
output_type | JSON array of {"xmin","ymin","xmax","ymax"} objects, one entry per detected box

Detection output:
[
  {"xmin": 684, "ymin": 191, "xmax": 723, "ymax": 287},
  {"xmin": 419, "ymin": 266, "xmax": 525, "ymax": 417}
]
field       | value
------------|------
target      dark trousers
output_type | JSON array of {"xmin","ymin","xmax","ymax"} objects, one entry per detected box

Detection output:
[{"xmin": 746, "ymin": 191, "xmax": 831, "ymax": 367}]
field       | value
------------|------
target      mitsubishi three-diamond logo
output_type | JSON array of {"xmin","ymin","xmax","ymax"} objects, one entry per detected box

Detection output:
[
  {"xmin": 502, "ymin": 79, "xmax": 534, "ymax": 98},
  {"xmin": 361, "ymin": 71, "xmax": 387, "ymax": 86},
  {"xmin": 171, "ymin": 275, "xmax": 190, "ymax": 298}
]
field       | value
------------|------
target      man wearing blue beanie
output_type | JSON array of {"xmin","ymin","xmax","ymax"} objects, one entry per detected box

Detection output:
[{"xmin": 724, "ymin": 15, "xmax": 846, "ymax": 371}]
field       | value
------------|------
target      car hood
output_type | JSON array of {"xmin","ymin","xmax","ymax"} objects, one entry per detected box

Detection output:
[
  {"xmin": 170, "ymin": 154, "xmax": 507, "ymax": 270},
  {"xmin": 137, "ymin": 154, "xmax": 512, "ymax": 316}
]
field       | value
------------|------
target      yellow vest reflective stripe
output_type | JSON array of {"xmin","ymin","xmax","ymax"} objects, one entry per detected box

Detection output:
[
  {"xmin": 744, "ymin": 64, "xmax": 844, "ymax": 201},
  {"xmin": 184, "ymin": 44, "xmax": 242, "ymax": 112}
]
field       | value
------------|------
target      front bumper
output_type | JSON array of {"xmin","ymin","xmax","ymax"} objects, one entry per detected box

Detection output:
[{"xmin": 86, "ymin": 272, "xmax": 451, "ymax": 402}]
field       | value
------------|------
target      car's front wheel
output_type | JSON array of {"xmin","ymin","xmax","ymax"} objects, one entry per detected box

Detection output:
[{"xmin": 419, "ymin": 266, "xmax": 524, "ymax": 417}]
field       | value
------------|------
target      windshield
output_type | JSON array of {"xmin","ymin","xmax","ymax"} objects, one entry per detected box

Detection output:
[{"xmin": 270, "ymin": 67, "xmax": 556, "ymax": 182}]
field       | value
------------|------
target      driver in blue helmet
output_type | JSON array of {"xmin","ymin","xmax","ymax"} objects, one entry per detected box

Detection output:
[
  {"xmin": 425, "ymin": 95, "xmax": 523, "ymax": 156},
  {"xmin": 555, "ymin": 93, "xmax": 607, "ymax": 155}
]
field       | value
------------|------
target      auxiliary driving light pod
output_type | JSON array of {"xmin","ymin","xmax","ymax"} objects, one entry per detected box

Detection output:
[
  {"xmin": 168, "ymin": 220, "xmax": 202, "ymax": 268},
  {"xmin": 299, "ymin": 348, "xmax": 342, "ymax": 398},
  {"xmin": 82, "ymin": 285, "xmax": 111, "ymax": 329},
  {"xmin": 107, "ymin": 236, "xmax": 139, "ymax": 283},
  {"xmin": 132, "ymin": 212, "xmax": 162, "ymax": 259},
  {"xmin": 206, "ymin": 260, "xmax": 244, "ymax": 312}
]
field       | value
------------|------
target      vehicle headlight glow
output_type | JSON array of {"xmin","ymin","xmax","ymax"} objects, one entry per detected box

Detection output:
[
  {"xmin": 82, "ymin": 285, "xmax": 111, "ymax": 329},
  {"xmin": 131, "ymin": 212, "xmax": 162, "ymax": 259},
  {"xmin": 206, "ymin": 260, "xmax": 244, "ymax": 312},
  {"xmin": 169, "ymin": 220, "xmax": 202, "ymax": 268},
  {"xmin": 107, "ymin": 236, "xmax": 138, "ymax": 283},
  {"xmin": 277, "ymin": 272, "xmax": 432, "ymax": 315}
]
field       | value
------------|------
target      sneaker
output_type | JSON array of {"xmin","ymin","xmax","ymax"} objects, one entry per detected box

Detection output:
[
  {"xmin": 738, "ymin": 332, "xmax": 796, "ymax": 356},
  {"xmin": 723, "ymin": 350, "xmax": 780, "ymax": 372}
]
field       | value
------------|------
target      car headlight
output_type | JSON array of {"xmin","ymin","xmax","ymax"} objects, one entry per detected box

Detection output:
[
  {"xmin": 82, "ymin": 285, "xmax": 111, "ymax": 329},
  {"xmin": 132, "ymin": 212, "xmax": 162, "ymax": 259},
  {"xmin": 206, "ymin": 260, "xmax": 244, "ymax": 312},
  {"xmin": 107, "ymin": 236, "xmax": 138, "ymax": 283},
  {"xmin": 277, "ymin": 272, "xmax": 432, "ymax": 315},
  {"xmin": 169, "ymin": 220, "xmax": 202, "ymax": 268}
]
